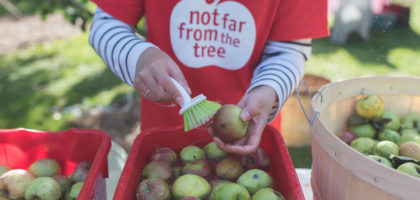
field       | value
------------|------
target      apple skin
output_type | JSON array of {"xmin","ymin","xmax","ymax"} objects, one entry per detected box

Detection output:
[
  {"xmin": 0, "ymin": 169, "xmax": 35, "ymax": 199},
  {"xmin": 180, "ymin": 146, "xmax": 206, "ymax": 164},
  {"xmin": 25, "ymin": 177, "xmax": 61, "ymax": 200},
  {"xmin": 212, "ymin": 104, "xmax": 248, "ymax": 143},
  {"xmin": 375, "ymin": 140, "xmax": 399, "ymax": 159},
  {"xmin": 399, "ymin": 142, "xmax": 420, "ymax": 161},
  {"xmin": 397, "ymin": 134, "xmax": 420, "ymax": 146},
  {"xmin": 238, "ymin": 148, "xmax": 270, "ymax": 170},
  {"xmin": 135, "ymin": 178, "xmax": 171, "ymax": 200},
  {"xmin": 350, "ymin": 137, "xmax": 376, "ymax": 155},
  {"xmin": 52, "ymin": 174, "xmax": 72, "ymax": 196},
  {"xmin": 180, "ymin": 197, "xmax": 200, "ymax": 200},
  {"xmin": 382, "ymin": 110, "xmax": 401, "ymax": 131},
  {"xmin": 208, "ymin": 180, "xmax": 232, "ymax": 200},
  {"xmin": 0, "ymin": 165, "xmax": 11, "ymax": 177},
  {"xmin": 401, "ymin": 113, "xmax": 420, "ymax": 132},
  {"xmin": 171, "ymin": 174, "xmax": 211, "ymax": 200},
  {"xmin": 378, "ymin": 129, "xmax": 400, "ymax": 143},
  {"xmin": 142, "ymin": 161, "xmax": 173, "ymax": 182},
  {"xmin": 251, "ymin": 188, "xmax": 286, "ymax": 200},
  {"xmin": 367, "ymin": 155, "xmax": 393, "ymax": 168},
  {"xmin": 396, "ymin": 162, "xmax": 420, "ymax": 177},
  {"xmin": 356, "ymin": 95, "xmax": 384, "ymax": 119},
  {"xmin": 349, "ymin": 123, "xmax": 376, "ymax": 138},
  {"xmin": 339, "ymin": 130, "xmax": 357, "ymax": 144},
  {"xmin": 204, "ymin": 142, "xmax": 227, "ymax": 162},
  {"xmin": 65, "ymin": 181, "xmax": 83, "ymax": 200},
  {"xmin": 149, "ymin": 147, "xmax": 178, "ymax": 166},
  {"xmin": 400, "ymin": 128, "xmax": 419, "ymax": 136},
  {"xmin": 211, "ymin": 183, "xmax": 250, "ymax": 200},
  {"xmin": 28, "ymin": 158, "xmax": 60, "ymax": 177},
  {"xmin": 70, "ymin": 161, "xmax": 92, "ymax": 183},
  {"xmin": 237, "ymin": 169, "xmax": 273, "ymax": 194},
  {"xmin": 215, "ymin": 159, "xmax": 244, "ymax": 180},
  {"xmin": 182, "ymin": 160, "xmax": 212, "ymax": 178}
]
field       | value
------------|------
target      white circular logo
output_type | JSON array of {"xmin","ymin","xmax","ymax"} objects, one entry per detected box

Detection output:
[{"xmin": 170, "ymin": 0, "xmax": 256, "ymax": 70}]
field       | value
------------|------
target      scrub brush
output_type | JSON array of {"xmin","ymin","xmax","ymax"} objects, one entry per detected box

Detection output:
[{"xmin": 170, "ymin": 77, "xmax": 222, "ymax": 132}]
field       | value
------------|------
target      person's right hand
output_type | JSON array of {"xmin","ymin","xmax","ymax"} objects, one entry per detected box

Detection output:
[{"xmin": 133, "ymin": 47, "xmax": 191, "ymax": 106}]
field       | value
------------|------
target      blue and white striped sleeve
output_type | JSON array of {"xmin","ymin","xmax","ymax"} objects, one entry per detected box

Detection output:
[
  {"xmin": 88, "ymin": 8, "xmax": 156, "ymax": 86},
  {"xmin": 247, "ymin": 40, "xmax": 311, "ymax": 122}
]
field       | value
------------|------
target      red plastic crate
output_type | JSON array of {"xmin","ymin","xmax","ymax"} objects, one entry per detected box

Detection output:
[
  {"xmin": 114, "ymin": 125, "xmax": 304, "ymax": 200},
  {"xmin": 0, "ymin": 128, "xmax": 111, "ymax": 200}
]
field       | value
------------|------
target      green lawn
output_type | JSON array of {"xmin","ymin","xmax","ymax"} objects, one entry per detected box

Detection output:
[{"xmin": 1, "ymin": 19, "xmax": 420, "ymax": 168}]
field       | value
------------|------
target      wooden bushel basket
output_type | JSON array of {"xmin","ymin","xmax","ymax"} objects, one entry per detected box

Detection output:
[{"xmin": 309, "ymin": 76, "xmax": 420, "ymax": 200}]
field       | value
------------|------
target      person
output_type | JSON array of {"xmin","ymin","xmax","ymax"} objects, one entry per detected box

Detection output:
[{"xmin": 88, "ymin": 0, "xmax": 329, "ymax": 155}]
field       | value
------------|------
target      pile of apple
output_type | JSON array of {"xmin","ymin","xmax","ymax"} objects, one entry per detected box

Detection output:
[
  {"xmin": 340, "ymin": 94, "xmax": 420, "ymax": 178},
  {"xmin": 136, "ymin": 104, "xmax": 286, "ymax": 200},
  {"xmin": 0, "ymin": 158, "xmax": 92, "ymax": 200},
  {"xmin": 136, "ymin": 144, "xmax": 285, "ymax": 200}
]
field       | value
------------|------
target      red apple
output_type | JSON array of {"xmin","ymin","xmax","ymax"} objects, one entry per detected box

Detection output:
[
  {"xmin": 142, "ymin": 161, "xmax": 173, "ymax": 182},
  {"xmin": 149, "ymin": 147, "xmax": 178, "ymax": 166},
  {"xmin": 239, "ymin": 148, "xmax": 270, "ymax": 170},
  {"xmin": 182, "ymin": 160, "xmax": 212, "ymax": 178},
  {"xmin": 340, "ymin": 130, "xmax": 357, "ymax": 144},
  {"xmin": 135, "ymin": 178, "xmax": 171, "ymax": 200}
]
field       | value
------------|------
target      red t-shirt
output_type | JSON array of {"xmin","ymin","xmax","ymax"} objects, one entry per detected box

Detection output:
[{"xmin": 92, "ymin": 0, "xmax": 329, "ymax": 131}]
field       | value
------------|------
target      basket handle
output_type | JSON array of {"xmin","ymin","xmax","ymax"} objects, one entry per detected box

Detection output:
[{"xmin": 296, "ymin": 79, "xmax": 322, "ymax": 126}]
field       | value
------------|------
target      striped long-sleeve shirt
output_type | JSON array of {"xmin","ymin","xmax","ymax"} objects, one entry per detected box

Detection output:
[{"xmin": 89, "ymin": 8, "xmax": 310, "ymax": 122}]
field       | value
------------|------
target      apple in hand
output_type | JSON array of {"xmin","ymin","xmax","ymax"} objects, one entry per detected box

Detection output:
[
  {"xmin": 375, "ymin": 140, "xmax": 399, "ymax": 159},
  {"xmin": 180, "ymin": 145, "xmax": 206, "ymax": 164},
  {"xmin": 142, "ymin": 161, "xmax": 173, "ymax": 182},
  {"xmin": 350, "ymin": 137, "xmax": 376, "ymax": 154},
  {"xmin": 239, "ymin": 148, "xmax": 270, "ymax": 170},
  {"xmin": 251, "ymin": 188, "xmax": 286, "ymax": 200},
  {"xmin": 135, "ymin": 178, "xmax": 171, "ymax": 200},
  {"xmin": 367, "ymin": 155, "xmax": 393, "ymax": 168},
  {"xmin": 28, "ymin": 158, "xmax": 60, "ymax": 177},
  {"xmin": 212, "ymin": 104, "xmax": 248, "ymax": 143},
  {"xmin": 396, "ymin": 162, "xmax": 420, "ymax": 178},
  {"xmin": 204, "ymin": 142, "xmax": 227, "ymax": 161},
  {"xmin": 0, "ymin": 169, "xmax": 35, "ymax": 199},
  {"xmin": 211, "ymin": 183, "xmax": 250, "ymax": 200},
  {"xmin": 149, "ymin": 147, "xmax": 178, "ymax": 166},
  {"xmin": 237, "ymin": 169, "xmax": 273, "ymax": 194},
  {"xmin": 349, "ymin": 123, "xmax": 376, "ymax": 138},
  {"xmin": 171, "ymin": 174, "xmax": 211, "ymax": 199},
  {"xmin": 25, "ymin": 177, "xmax": 61, "ymax": 200}
]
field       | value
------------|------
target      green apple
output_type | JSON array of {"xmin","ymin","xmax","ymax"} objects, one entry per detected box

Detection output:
[
  {"xmin": 52, "ymin": 174, "xmax": 72, "ymax": 196},
  {"xmin": 0, "ymin": 169, "xmax": 35, "ymax": 199},
  {"xmin": 237, "ymin": 169, "xmax": 273, "ymax": 194},
  {"xmin": 396, "ymin": 162, "xmax": 420, "ymax": 177},
  {"xmin": 28, "ymin": 158, "xmax": 60, "ymax": 177},
  {"xmin": 356, "ymin": 95, "xmax": 384, "ymax": 119},
  {"xmin": 375, "ymin": 140, "xmax": 399, "ymax": 158},
  {"xmin": 25, "ymin": 177, "xmax": 61, "ymax": 200},
  {"xmin": 180, "ymin": 145, "xmax": 206, "ymax": 164},
  {"xmin": 142, "ymin": 161, "xmax": 173, "ymax": 182},
  {"xmin": 401, "ymin": 113, "xmax": 420, "ymax": 132},
  {"xmin": 399, "ymin": 142, "xmax": 420, "ymax": 160},
  {"xmin": 208, "ymin": 180, "xmax": 232, "ymax": 200},
  {"xmin": 251, "ymin": 188, "xmax": 286, "ymax": 200},
  {"xmin": 0, "ymin": 165, "xmax": 11, "ymax": 177},
  {"xmin": 66, "ymin": 181, "xmax": 83, "ymax": 200},
  {"xmin": 350, "ymin": 137, "xmax": 376, "ymax": 154},
  {"xmin": 215, "ymin": 159, "xmax": 244, "ymax": 180},
  {"xmin": 400, "ymin": 128, "xmax": 419, "ymax": 136},
  {"xmin": 397, "ymin": 134, "xmax": 420, "ymax": 146},
  {"xmin": 213, "ymin": 104, "xmax": 248, "ymax": 142},
  {"xmin": 171, "ymin": 174, "xmax": 211, "ymax": 199},
  {"xmin": 204, "ymin": 142, "xmax": 227, "ymax": 161},
  {"xmin": 378, "ymin": 129, "xmax": 400, "ymax": 143},
  {"xmin": 367, "ymin": 155, "xmax": 393, "ymax": 168},
  {"xmin": 349, "ymin": 123, "xmax": 376, "ymax": 138},
  {"xmin": 382, "ymin": 110, "xmax": 401, "ymax": 131},
  {"xmin": 212, "ymin": 183, "xmax": 250, "ymax": 200},
  {"xmin": 135, "ymin": 178, "xmax": 171, "ymax": 200}
]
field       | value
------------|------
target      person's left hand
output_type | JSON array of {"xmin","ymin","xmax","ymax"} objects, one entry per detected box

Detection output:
[{"xmin": 207, "ymin": 85, "xmax": 277, "ymax": 155}]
